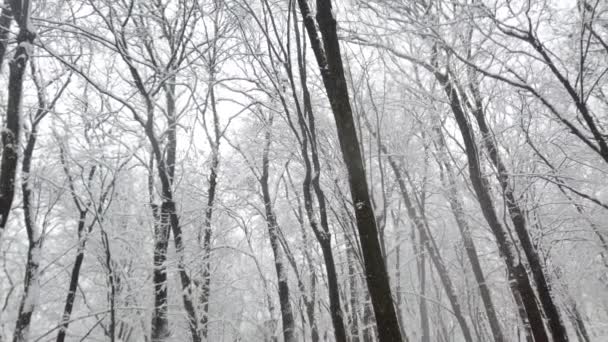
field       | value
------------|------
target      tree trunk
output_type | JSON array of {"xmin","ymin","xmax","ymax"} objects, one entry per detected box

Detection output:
[
  {"xmin": 467, "ymin": 79, "xmax": 568, "ymax": 342},
  {"xmin": 361, "ymin": 114, "xmax": 472, "ymax": 342},
  {"xmin": 150, "ymin": 188, "xmax": 170, "ymax": 341},
  {"xmin": 260, "ymin": 118, "xmax": 296, "ymax": 342},
  {"xmin": 296, "ymin": 1, "xmax": 403, "ymax": 340},
  {"xmin": 56, "ymin": 211, "xmax": 90, "ymax": 342},
  {"xmin": 436, "ymin": 71, "xmax": 549, "ymax": 342},
  {"xmin": 0, "ymin": 0, "xmax": 34, "ymax": 243},
  {"xmin": 433, "ymin": 126, "xmax": 506, "ymax": 342},
  {"xmin": 198, "ymin": 72, "xmax": 221, "ymax": 339}
]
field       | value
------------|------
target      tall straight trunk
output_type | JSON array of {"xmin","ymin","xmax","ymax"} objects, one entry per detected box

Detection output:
[
  {"xmin": 145, "ymin": 74, "xmax": 201, "ymax": 342},
  {"xmin": 56, "ymin": 138, "xmax": 99, "ymax": 342},
  {"xmin": 296, "ymin": 2, "xmax": 403, "ymax": 340},
  {"xmin": 436, "ymin": 71, "xmax": 549, "ymax": 342},
  {"xmin": 284, "ymin": 168, "xmax": 320, "ymax": 342},
  {"xmin": 466, "ymin": 80, "xmax": 568, "ymax": 342},
  {"xmin": 433, "ymin": 127, "xmax": 505, "ymax": 342},
  {"xmin": 361, "ymin": 115, "xmax": 472, "ymax": 342},
  {"xmin": 0, "ymin": 0, "xmax": 34, "ymax": 243},
  {"xmin": 260, "ymin": 119, "xmax": 296, "ymax": 342},
  {"xmin": 198, "ymin": 72, "xmax": 221, "ymax": 339},
  {"xmin": 146, "ymin": 111, "xmax": 201, "ymax": 342},
  {"xmin": 56, "ymin": 210, "xmax": 89, "ymax": 342}
]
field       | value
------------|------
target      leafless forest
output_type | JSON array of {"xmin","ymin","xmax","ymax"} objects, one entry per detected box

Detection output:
[{"xmin": 0, "ymin": 0, "xmax": 606, "ymax": 341}]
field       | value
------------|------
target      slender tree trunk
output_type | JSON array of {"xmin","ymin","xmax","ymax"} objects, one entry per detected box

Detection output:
[
  {"xmin": 467, "ymin": 80, "xmax": 568, "ymax": 342},
  {"xmin": 296, "ymin": 2, "xmax": 403, "ymax": 340},
  {"xmin": 284, "ymin": 169, "xmax": 320, "ymax": 342},
  {"xmin": 433, "ymin": 127, "xmax": 505, "ymax": 342},
  {"xmin": 436, "ymin": 71, "xmax": 549, "ymax": 342},
  {"xmin": 260, "ymin": 119, "xmax": 296, "ymax": 342},
  {"xmin": 56, "ymin": 211, "xmax": 90, "ymax": 342},
  {"xmin": 198, "ymin": 73, "xmax": 221, "ymax": 339},
  {"xmin": 281, "ymin": 9, "xmax": 349, "ymax": 340},
  {"xmin": 56, "ymin": 139, "xmax": 100, "ymax": 342},
  {"xmin": 361, "ymin": 115, "xmax": 472, "ymax": 342}
]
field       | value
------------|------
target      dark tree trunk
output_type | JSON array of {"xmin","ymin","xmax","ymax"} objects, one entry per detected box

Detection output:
[
  {"xmin": 0, "ymin": 0, "xmax": 34, "ymax": 243},
  {"xmin": 148, "ymin": 122, "xmax": 201, "ymax": 342},
  {"xmin": 284, "ymin": 168, "xmax": 320, "ymax": 342},
  {"xmin": 361, "ymin": 115, "xmax": 472, "ymax": 342},
  {"xmin": 296, "ymin": 2, "xmax": 403, "ymax": 340},
  {"xmin": 436, "ymin": 72, "xmax": 549, "ymax": 342},
  {"xmin": 283, "ymin": 8, "xmax": 349, "ymax": 339},
  {"xmin": 467, "ymin": 80, "xmax": 568, "ymax": 342},
  {"xmin": 260, "ymin": 119, "xmax": 296, "ymax": 342},
  {"xmin": 198, "ymin": 73, "xmax": 221, "ymax": 339},
  {"xmin": 56, "ymin": 211, "xmax": 90, "ymax": 342},
  {"xmin": 434, "ymin": 127, "xmax": 505, "ymax": 342},
  {"xmin": 143, "ymin": 74, "xmax": 201, "ymax": 342}
]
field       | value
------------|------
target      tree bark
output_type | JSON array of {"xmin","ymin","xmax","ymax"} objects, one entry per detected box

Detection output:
[
  {"xmin": 197, "ymin": 71, "xmax": 221, "ymax": 339},
  {"xmin": 296, "ymin": 1, "xmax": 403, "ymax": 340},
  {"xmin": 260, "ymin": 118, "xmax": 296, "ymax": 342},
  {"xmin": 0, "ymin": 0, "xmax": 34, "ymax": 243},
  {"xmin": 466, "ymin": 78, "xmax": 568, "ymax": 342},
  {"xmin": 436, "ymin": 71, "xmax": 549, "ymax": 342},
  {"xmin": 361, "ymin": 114, "xmax": 472, "ymax": 342},
  {"xmin": 433, "ymin": 127, "xmax": 506, "ymax": 342}
]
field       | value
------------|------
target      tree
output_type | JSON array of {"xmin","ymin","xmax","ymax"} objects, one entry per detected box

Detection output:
[
  {"xmin": 0, "ymin": 0, "xmax": 35, "ymax": 243},
  {"xmin": 296, "ymin": 1, "xmax": 404, "ymax": 340}
]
